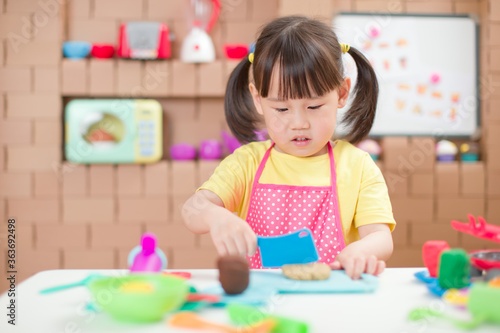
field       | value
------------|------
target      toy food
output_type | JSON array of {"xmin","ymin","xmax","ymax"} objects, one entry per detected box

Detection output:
[
  {"xmin": 460, "ymin": 142, "xmax": 479, "ymax": 162},
  {"xmin": 282, "ymin": 262, "xmax": 331, "ymax": 281},
  {"xmin": 438, "ymin": 249, "xmax": 470, "ymax": 289},
  {"xmin": 410, "ymin": 283, "xmax": 500, "ymax": 329},
  {"xmin": 169, "ymin": 311, "xmax": 275, "ymax": 333},
  {"xmin": 422, "ymin": 240, "xmax": 450, "ymax": 277},
  {"xmin": 227, "ymin": 303, "xmax": 309, "ymax": 333},
  {"xmin": 436, "ymin": 140, "xmax": 458, "ymax": 162},
  {"xmin": 89, "ymin": 274, "xmax": 188, "ymax": 322},
  {"xmin": 217, "ymin": 255, "xmax": 250, "ymax": 295}
]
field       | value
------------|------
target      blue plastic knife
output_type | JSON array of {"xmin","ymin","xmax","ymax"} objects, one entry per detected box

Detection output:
[{"xmin": 257, "ymin": 228, "xmax": 319, "ymax": 268}]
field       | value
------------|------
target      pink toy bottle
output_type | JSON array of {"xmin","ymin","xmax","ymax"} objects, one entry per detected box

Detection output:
[{"xmin": 129, "ymin": 233, "xmax": 167, "ymax": 272}]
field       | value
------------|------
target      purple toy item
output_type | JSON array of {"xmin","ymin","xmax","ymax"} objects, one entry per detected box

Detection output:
[
  {"xmin": 130, "ymin": 233, "xmax": 164, "ymax": 272},
  {"xmin": 221, "ymin": 131, "xmax": 242, "ymax": 154},
  {"xmin": 170, "ymin": 143, "xmax": 197, "ymax": 160},
  {"xmin": 199, "ymin": 140, "xmax": 222, "ymax": 160}
]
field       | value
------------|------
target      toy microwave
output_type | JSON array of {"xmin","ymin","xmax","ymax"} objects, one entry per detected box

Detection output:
[
  {"xmin": 117, "ymin": 22, "xmax": 171, "ymax": 59},
  {"xmin": 65, "ymin": 99, "xmax": 163, "ymax": 164}
]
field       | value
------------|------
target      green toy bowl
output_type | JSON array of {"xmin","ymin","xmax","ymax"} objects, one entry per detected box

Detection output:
[{"xmin": 89, "ymin": 274, "xmax": 189, "ymax": 322}]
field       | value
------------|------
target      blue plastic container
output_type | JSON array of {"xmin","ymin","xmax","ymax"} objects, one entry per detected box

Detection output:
[{"xmin": 63, "ymin": 41, "xmax": 92, "ymax": 59}]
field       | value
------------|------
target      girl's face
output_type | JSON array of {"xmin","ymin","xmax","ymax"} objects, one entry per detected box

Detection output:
[{"xmin": 249, "ymin": 68, "xmax": 351, "ymax": 157}]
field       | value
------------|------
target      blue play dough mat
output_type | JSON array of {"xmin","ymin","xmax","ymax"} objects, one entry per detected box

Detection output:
[
  {"xmin": 202, "ymin": 270, "xmax": 379, "ymax": 306},
  {"xmin": 251, "ymin": 270, "xmax": 379, "ymax": 293}
]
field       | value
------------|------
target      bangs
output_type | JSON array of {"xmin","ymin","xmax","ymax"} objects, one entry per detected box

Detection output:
[{"xmin": 255, "ymin": 32, "xmax": 344, "ymax": 100}]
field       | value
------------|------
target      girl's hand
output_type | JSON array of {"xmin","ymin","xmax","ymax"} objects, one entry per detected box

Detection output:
[
  {"xmin": 329, "ymin": 253, "xmax": 386, "ymax": 280},
  {"xmin": 209, "ymin": 213, "xmax": 257, "ymax": 258}
]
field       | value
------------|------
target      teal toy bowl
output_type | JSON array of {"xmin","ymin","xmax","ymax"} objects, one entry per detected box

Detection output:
[
  {"xmin": 63, "ymin": 41, "xmax": 92, "ymax": 59},
  {"xmin": 89, "ymin": 274, "xmax": 189, "ymax": 322}
]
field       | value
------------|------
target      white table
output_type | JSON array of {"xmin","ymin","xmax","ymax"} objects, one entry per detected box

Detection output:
[{"xmin": 0, "ymin": 268, "xmax": 498, "ymax": 333}]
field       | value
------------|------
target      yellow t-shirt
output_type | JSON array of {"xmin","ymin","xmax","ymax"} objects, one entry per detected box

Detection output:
[{"xmin": 199, "ymin": 140, "xmax": 396, "ymax": 245}]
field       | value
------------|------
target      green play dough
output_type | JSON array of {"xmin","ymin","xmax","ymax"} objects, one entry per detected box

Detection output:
[
  {"xmin": 227, "ymin": 303, "xmax": 309, "ymax": 333},
  {"xmin": 438, "ymin": 249, "xmax": 470, "ymax": 289}
]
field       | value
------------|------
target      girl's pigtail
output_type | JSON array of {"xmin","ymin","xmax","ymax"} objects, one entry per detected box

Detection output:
[
  {"xmin": 342, "ymin": 46, "xmax": 379, "ymax": 144},
  {"xmin": 224, "ymin": 58, "xmax": 260, "ymax": 144}
]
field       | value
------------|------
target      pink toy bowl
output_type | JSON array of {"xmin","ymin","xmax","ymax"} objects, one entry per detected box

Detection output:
[
  {"xmin": 91, "ymin": 44, "xmax": 115, "ymax": 59},
  {"xmin": 223, "ymin": 44, "xmax": 249, "ymax": 59},
  {"xmin": 170, "ymin": 143, "xmax": 197, "ymax": 160},
  {"xmin": 199, "ymin": 140, "xmax": 222, "ymax": 160}
]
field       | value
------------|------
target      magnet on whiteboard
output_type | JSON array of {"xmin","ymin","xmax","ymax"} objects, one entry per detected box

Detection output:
[{"xmin": 430, "ymin": 72, "xmax": 441, "ymax": 84}]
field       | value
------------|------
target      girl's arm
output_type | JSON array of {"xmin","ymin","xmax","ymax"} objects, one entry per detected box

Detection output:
[
  {"xmin": 330, "ymin": 223, "xmax": 393, "ymax": 279},
  {"xmin": 182, "ymin": 189, "xmax": 257, "ymax": 257}
]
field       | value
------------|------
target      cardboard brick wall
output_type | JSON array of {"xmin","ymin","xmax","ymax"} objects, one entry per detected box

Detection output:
[{"xmin": 1, "ymin": 0, "xmax": 500, "ymax": 293}]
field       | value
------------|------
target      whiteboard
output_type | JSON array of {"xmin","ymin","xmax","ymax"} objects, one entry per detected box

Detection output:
[{"xmin": 333, "ymin": 13, "xmax": 479, "ymax": 138}]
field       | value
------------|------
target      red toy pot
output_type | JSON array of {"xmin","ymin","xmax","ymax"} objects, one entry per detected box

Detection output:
[
  {"xmin": 91, "ymin": 44, "xmax": 115, "ymax": 59},
  {"xmin": 223, "ymin": 44, "xmax": 249, "ymax": 59}
]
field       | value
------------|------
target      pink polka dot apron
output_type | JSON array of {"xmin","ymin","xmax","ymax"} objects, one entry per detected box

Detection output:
[{"xmin": 246, "ymin": 142, "xmax": 346, "ymax": 269}]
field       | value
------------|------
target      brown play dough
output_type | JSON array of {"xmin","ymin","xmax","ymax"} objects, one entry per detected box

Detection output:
[
  {"xmin": 217, "ymin": 255, "xmax": 250, "ymax": 295},
  {"xmin": 282, "ymin": 262, "xmax": 331, "ymax": 280}
]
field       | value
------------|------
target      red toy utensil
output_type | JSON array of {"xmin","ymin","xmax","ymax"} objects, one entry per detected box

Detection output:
[
  {"xmin": 422, "ymin": 240, "xmax": 450, "ymax": 277},
  {"xmin": 451, "ymin": 214, "xmax": 500, "ymax": 243}
]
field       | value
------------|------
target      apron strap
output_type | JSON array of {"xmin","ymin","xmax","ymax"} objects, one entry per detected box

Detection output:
[
  {"xmin": 252, "ymin": 141, "xmax": 337, "ymax": 192},
  {"xmin": 253, "ymin": 142, "xmax": 274, "ymax": 183}
]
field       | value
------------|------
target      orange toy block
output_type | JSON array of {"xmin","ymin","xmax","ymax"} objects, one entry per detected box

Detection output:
[
  {"xmin": 34, "ymin": 67, "xmax": 60, "ymax": 93},
  {"xmin": 144, "ymin": 161, "xmax": 169, "ymax": 197},
  {"xmin": 435, "ymin": 162, "xmax": 459, "ymax": 195},
  {"xmin": 62, "ymin": 59, "xmax": 88, "ymax": 95},
  {"xmin": 410, "ymin": 172, "xmax": 434, "ymax": 196},
  {"xmin": 117, "ymin": 165, "xmax": 143, "ymax": 196},
  {"xmin": 34, "ymin": 120, "xmax": 61, "ymax": 145},
  {"xmin": 63, "ymin": 198, "xmax": 114, "ymax": 224},
  {"xmin": 0, "ymin": 119, "xmax": 32, "ymax": 145},
  {"xmin": 6, "ymin": 42, "xmax": 60, "ymax": 66},
  {"xmin": 36, "ymin": 225, "xmax": 88, "ymax": 250},
  {"xmin": 170, "ymin": 60, "xmax": 196, "ymax": 97},
  {"xmin": 69, "ymin": 19, "xmax": 118, "ymax": 44},
  {"xmin": 381, "ymin": 136, "xmax": 411, "ymax": 173},
  {"xmin": 145, "ymin": 224, "xmax": 197, "ymax": 248},
  {"xmin": 0, "ymin": 173, "xmax": 31, "ymax": 198},
  {"xmin": 0, "ymin": 67, "xmax": 32, "ymax": 92},
  {"xmin": 118, "ymin": 197, "xmax": 169, "ymax": 223},
  {"xmin": 63, "ymin": 250, "xmax": 115, "ymax": 269},
  {"xmin": 436, "ymin": 197, "xmax": 485, "ymax": 221},
  {"xmin": 34, "ymin": 172, "xmax": 61, "ymax": 198},
  {"xmin": 89, "ymin": 165, "xmax": 115, "ymax": 196},
  {"xmin": 68, "ymin": 0, "xmax": 91, "ymax": 18},
  {"xmin": 7, "ymin": 93, "xmax": 61, "ymax": 119},
  {"xmin": 94, "ymin": 0, "xmax": 144, "ymax": 20},
  {"xmin": 171, "ymin": 161, "xmax": 197, "ymax": 195},
  {"xmin": 62, "ymin": 164, "xmax": 88, "ymax": 196},
  {"xmin": 89, "ymin": 59, "xmax": 115, "ymax": 96},
  {"xmin": 198, "ymin": 61, "xmax": 225, "ymax": 96},
  {"xmin": 116, "ymin": 60, "xmax": 142, "ymax": 96},
  {"xmin": 7, "ymin": 146, "xmax": 61, "ymax": 171},
  {"xmin": 91, "ymin": 224, "xmax": 141, "ymax": 249},
  {"xmin": 460, "ymin": 162, "xmax": 485, "ymax": 196},
  {"xmin": 8, "ymin": 198, "xmax": 60, "ymax": 224}
]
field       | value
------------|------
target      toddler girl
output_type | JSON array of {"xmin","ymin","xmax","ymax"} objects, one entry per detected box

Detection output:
[{"xmin": 183, "ymin": 16, "xmax": 396, "ymax": 279}]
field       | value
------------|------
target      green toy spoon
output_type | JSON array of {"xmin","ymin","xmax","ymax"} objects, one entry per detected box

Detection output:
[{"xmin": 40, "ymin": 274, "xmax": 104, "ymax": 294}]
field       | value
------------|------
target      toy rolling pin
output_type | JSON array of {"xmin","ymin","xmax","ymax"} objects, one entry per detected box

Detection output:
[{"xmin": 128, "ymin": 233, "xmax": 168, "ymax": 272}]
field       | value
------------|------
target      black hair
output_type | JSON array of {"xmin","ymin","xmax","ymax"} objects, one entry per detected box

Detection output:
[{"xmin": 225, "ymin": 15, "xmax": 378, "ymax": 144}]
